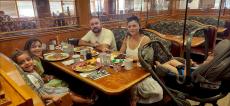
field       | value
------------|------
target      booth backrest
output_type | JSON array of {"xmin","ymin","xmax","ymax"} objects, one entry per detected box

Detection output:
[
  {"xmin": 0, "ymin": 53, "xmax": 73, "ymax": 106},
  {"xmin": 146, "ymin": 20, "xmax": 203, "ymax": 36},
  {"xmin": 111, "ymin": 28, "xmax": 128, "ymax": 51},
  {"xmin": 187, "ymin": 16, "xmax": 225, "ymax": 27}
]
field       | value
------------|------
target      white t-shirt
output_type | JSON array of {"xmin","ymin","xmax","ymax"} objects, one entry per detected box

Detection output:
[{"xmin": 81, "ymin": 28, "xmax": 117, "ymax": 51}]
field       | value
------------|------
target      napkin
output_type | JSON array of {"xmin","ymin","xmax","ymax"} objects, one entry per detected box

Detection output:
[
  {"xmin": 79, "ymin": 71, "xmax": 95, "ymax": 77},
  {"xmin": 62, "ymin": 59, "xmax": 75, "ymax": 65}
]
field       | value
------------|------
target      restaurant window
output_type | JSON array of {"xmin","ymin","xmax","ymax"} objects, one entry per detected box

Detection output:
[
  {"xmin": 0, "ymin": 0, "xmax": 19, "ymax": 18},
  {"xmin": 116, "ymin": 0, "xmax": 125, "ymax": 14},
  {"xmin": 0, "ymin": 0, "xmax": 36, "ymax": 18},
  {"xmin": 198, "ymin": 0, "xmax": 215, "ymax": 9},
  {"xmin": 133, "ymin": 0, "xmax": 144, "ymax": 11},
  {"xmin": 179, "ymin": 0, "xmax": 200, "ymax": 9},
  {"xmin": 49, "ymin": 0, "xmax": 76, "ymax": 16},
  {"xmin": 50, "ymin": 0, "xmax": 62, "ymax": 16},
  {"xmin": 225, "ymin": 0, "xmax": 230, "ymax": 9},
  {"xmin": 63, "ymin": 0, "xmax": 75, "ymax": 16},
  {"xmin": 154, "ymin": 0, "xmax": 169, "ymax": 10},
  {"xmin": 17, "ymin": 0, "xmax": 35, "ymax": 17},
  {"xmin": 90, "ymin": 0, "xmax": 104, "ymax": 16},
  {"xmin": 213, "ymin": 0, "xmax": 221, "ymax": 9}
]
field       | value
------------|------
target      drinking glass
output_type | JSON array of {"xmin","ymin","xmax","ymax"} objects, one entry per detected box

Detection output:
[{"xmin": 113, "ymin": 62, "xmax": 122, "ymax": 72}]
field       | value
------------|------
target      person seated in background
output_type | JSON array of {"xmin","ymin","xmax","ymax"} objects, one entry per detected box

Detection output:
[
  {"xmin": 11, "ymin": 50, "xmax": 94, "ymax": 105},
  {"xmin": 120, "ymin": 15, "xmax": 163, "ymax": 106},
  {"xmin": 78, "ymin": 17, "xmax": 117, "ymax": 52},
  {"xmin": 24, "ymin": 38, "xmax": 67, "ymax": 86},
  {"xmin": 0, "ymin": 11, "xmax": 13, "ymax": 32}
]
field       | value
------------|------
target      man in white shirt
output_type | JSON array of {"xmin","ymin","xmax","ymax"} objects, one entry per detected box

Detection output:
[{"xmin": 79, "ymin": 17, "xmax": 117, "ymax": 52}]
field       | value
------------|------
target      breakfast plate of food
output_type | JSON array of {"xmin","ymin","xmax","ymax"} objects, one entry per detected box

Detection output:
[
  {"xmin": 72, "ymin": 60, "xmax": 101, "ymax": 72},
  {"xmin": 91, "ymin": 50, "xmax": 99, "ymax": 56},
  {"xmin": 44, "ymin": 53, "xmax": 69, "ymax": 61},
  {"xmin": 74, "ymin": 46, "xmax": 93, "ymax": 52}
]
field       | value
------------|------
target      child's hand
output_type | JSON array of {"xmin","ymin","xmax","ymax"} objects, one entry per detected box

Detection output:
[
  {"xmin": 52, "ymin": 95, "xmax": 62, "ymax": 104},
  {"xmin": 43, "ymin": 75, "xmax": 54, "ymax": 82},
  {"xmin": 47, "ymin": 75, "xmax": 54, "ymax": 80}
]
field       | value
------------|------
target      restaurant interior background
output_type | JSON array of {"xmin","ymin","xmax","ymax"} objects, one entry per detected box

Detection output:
[{"xmin": 0, "ymin": 0, "xmax": 229, "ymax": 56}]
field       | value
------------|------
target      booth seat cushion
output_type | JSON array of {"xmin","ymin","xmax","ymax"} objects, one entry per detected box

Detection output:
[
  {"xmin": 142, "ymin": 29, "xmax": 181, "ymax": 57},
  {"xmin": 111, "ymin": 28, "xmax": 128, "ymax": 50},
  {"xmin": 187, "ymin": 16, "xmax": 225, "ymax": 27},
  {"xmin": 188, "ymin": 16, "xmax": 230, "ymax": 39},
  {"xmin": 147, "ymin": 20, "xmax": 203, "ymax": 36},
  {"xmin": 142, "ymin": 30, "xmax": 171, "ymax": 51}
]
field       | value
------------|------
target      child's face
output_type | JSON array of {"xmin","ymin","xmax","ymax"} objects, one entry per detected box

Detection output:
[
  {"xmin": 30, "ymin": 41, "xmax": 42, "ymax": 57},
  {"xmin": 16, "ymin": 53, "xmax": 34, "ymax": 72}
]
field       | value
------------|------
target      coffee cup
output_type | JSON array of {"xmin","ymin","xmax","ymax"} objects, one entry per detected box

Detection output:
[
  {"xmin": 49, "ymin": 44, "xmax": 55, "ymax": 50},
  {"xmin": 124, "ymin": 58, "xmax": 133, "ymax": 70},
  {"xmin": 72, "ymin": 54, "xmax": 80, "ymax": 62}
]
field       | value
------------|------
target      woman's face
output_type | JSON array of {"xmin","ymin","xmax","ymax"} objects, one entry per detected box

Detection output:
[
  {"xmin": 16, "ymin": 53, "xmax": 34, "ymax": 72},
  {"xmin": 30, "ymin": 41, "xmax": 42, "ymax": 57},
  {"xmin": 127, "ymin": 20, "xmax": 140, "ymax": 36}
]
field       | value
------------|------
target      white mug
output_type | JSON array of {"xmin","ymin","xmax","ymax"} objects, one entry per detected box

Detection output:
[
  {"xmin": 72, "ymin": 54, "xmax": 80, "ymax": 62},
  {"xmin": 124, "ymin": 58, "xmax": 133, "ymax": 70},
  {"xmin": 49, "ymin": 44, "xmax": 55, "ymax": 50}
]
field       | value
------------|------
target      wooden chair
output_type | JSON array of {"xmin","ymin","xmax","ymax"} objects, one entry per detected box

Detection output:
[{"xmin": 190, "ymin": 25, "xmax": 217, "ymax": 59}]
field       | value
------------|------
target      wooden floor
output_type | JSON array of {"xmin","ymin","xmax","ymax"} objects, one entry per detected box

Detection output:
[{"xmin": 189, "ymin": 93, "xmax": 230, "ymax": 106}]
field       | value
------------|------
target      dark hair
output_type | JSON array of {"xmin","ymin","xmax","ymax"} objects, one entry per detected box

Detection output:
[
  {"xmin": 127, "ymin": 15, "xmax": 140, "ymax": 26},
  {"xmin": 24, "ymin": 38, "xmax": 42, "ymax": 57},
  {"xmin": 126, "ymin": 15, "xmax": 143, "ymax": 34},
  {"xmin": 11, "ymin": 50, "xmax": 28, "ymax": 63}
]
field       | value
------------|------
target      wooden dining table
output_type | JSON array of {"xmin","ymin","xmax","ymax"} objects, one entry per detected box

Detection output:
[
  {"xmin": 162, "ymin": 34, "xmax": 205, "ymax": 47},
  {"xmin": 46, "ymin": 52, "xmax": 150, "ymax": 95},
  {"xmin": 217, "ymin": 27, "xmax": 227, "ymax": 33}
]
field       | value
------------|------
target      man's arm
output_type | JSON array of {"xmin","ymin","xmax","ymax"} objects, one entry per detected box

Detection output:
[
  {"xmin": 97, "ymin": 30, "xmax": 115, "ymax": 52},
  {"xmin": 95, "ymin": 44, "xmax": 110, "ymax": 52},
  {"xmin": 78, "ymin": 31, "xmax": 98, "ymax": 47},
  {"xmin": 78, "ymin": 39, "xmax": 96, "ymax": 47}
]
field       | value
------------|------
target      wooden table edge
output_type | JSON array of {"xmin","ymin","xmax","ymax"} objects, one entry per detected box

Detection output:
[{"xmin": 48, "ymin": 61, "xmax": 150, "ymax": 95}]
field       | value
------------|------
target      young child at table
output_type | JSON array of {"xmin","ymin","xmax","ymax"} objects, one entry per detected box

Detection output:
[
  {"xmin": 11, "ymin": 50, "xmax": 94, "ymax": 105},
  {"xmin": 24, "ymin": 38, "xmax": 67, "ymax": 87}
]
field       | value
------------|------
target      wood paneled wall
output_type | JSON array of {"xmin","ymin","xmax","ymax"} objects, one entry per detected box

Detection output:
[{"xmin": 0, "ymin": 26, "xmax": 89, "ymax": 56}]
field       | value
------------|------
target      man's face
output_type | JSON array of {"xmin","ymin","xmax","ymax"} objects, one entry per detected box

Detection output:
[{"xmin": 90, "ymin": 18, "xmax": 102, "ymax": 34}]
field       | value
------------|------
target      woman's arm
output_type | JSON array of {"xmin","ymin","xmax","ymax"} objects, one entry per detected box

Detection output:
[
  {"xmin": 119, "ymin": 37, "xmax": 128, "ymax": 53},
  {"xmin": 78, "ymin": 40, "xmax": 97, "ymax": 47}
]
